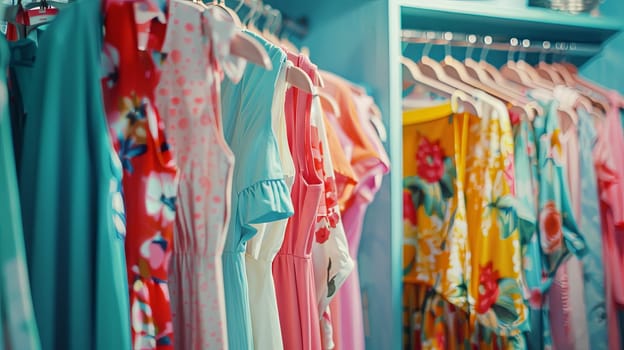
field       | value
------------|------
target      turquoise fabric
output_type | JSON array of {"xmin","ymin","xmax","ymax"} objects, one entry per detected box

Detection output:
[
  {"xmin": 532, "ymin": 99, "xmax": 587, "ymax": 271},
  {"xmin": 0, "ymin": 36, "xmax": 41, "ymax": 350},
  {"xmin": 514, "ymin": 117, "xmax": 552, "ymax": 350},
  {"xmin": 576, "ymin": 110, "xmax": 608, "ymax": 350},
  {"xmin": 220, "ymin": 31, "xmax": 294, "ymax": 350},
  {"xmin": 18, "ymin": 1, "xmax": 130, "ymax": 349}
]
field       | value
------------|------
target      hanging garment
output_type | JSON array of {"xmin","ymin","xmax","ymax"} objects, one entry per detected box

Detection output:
[
  {"xmin": 462, "ymin": 95, "xmax": 528, "ymax": 343},
  {"xmin": 7, "ymin": 38, "xmax": 36, "ymax": 171},
  {"xmin": 310, "ymin": 93, "xmax": 354, "ymax": 350},
  {"xmin": 18, "ymin": 1, "xmax": 131, "ymax": 349},
  {"xmin": 524, "ymin": 97, "xmax": 587, "ymax": 349},
  {"xmin": 594, "ymin": 92, "xmax": 624, "ymax": 350},
  {"xmin": 400, "ymin": 102, "xmax": 471, "ymax": 350},
  {"xmin": 548, "ymin": 87, "xmax": 594, "ymax": 350},
  {"xmin": 575, "ymin": 110, "xmax": 608, "ymax": 350},
  {"xmin": 0, "ymin": 35, "xmax": 41, "ymax": 350},
  {"xmin": 331, "ymin": 86, "xmax": 389, "ymax": 350},
  {"xmin": 245, "ymin": 59, "xmax": 293, "ymax": 350},
  {"xmin": 321, "ymin": 72, "xmax": 389, "ymax": 350},
  {"xmin": 221, "ymin": 30, "xmax": 294, "ymax": 350},
  {"xmin": 273, "ymin": 52, "xmax": 324, "ymax": 350},
  {"xmin": 155, "ymin": 1, "xmax": 248, "ymax": 349},
  {"xmin": 511, "ymin": 110, "xmax": 553, "ymax": 350},
  {"xmin": 101, "ymin": 3, "xmax": 177, "ymax": 348},
  {"xmin": 322, "ymin": 111, "xmax": 358, "ymax": 212}
]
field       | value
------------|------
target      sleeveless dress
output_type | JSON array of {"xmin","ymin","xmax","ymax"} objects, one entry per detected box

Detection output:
[
  {"xmin": 102, "ymin": 3, "xmax": 177, "ymax": 348},
  {"xmin": 155, "ymin": 2, "xmax": 245, "ymax": 349},
  {"xmin": 273, "ymin": 52, "xmax": 324, "ymax": 350},
  {"xmin": 331, "ymin": 86, "xmax": 389, "ymax": 350},
  {"xmin": 245, "ymin": 60, "xmax": 294, "ymax": 350},
  {"xmin": 19, "ymin": 1, "xmax": 130, "ymax": 348},
  {"xmin": 220, "ymin": 31, "xmax": 294, "ymax": 350},
  {"xmin": 0, "ymin": 35, "xmax": 41, "ymax": 350}
]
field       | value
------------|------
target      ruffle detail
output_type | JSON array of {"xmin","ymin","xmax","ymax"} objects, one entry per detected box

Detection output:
[{"xmin": 238, "ymin": 178, "xmax": 294, "ymax": 242}]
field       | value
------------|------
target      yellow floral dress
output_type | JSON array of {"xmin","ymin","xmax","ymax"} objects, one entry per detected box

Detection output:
[
  {"xmin": 402, "ymin": 102, "xmax": 470, "ymax": 349},
  {"xmin": 460, "ymin": 97, "xmax": 528, "ymax": 345}
]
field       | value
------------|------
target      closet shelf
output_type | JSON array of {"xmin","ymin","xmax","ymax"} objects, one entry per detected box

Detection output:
[{"xmin": 399, "ymin": 0, "xmax": 622, "ymax": 44}]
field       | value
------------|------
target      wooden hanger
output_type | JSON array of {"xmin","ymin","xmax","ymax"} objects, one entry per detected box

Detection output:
[
  {"xmin": 286, "ymin": 65, "xmax": 315, "ymax": 94},
  {"xmin": 318, "ymin": 91, "xmax": 340, "ymax": 118},
  {"xmin": 201, "ymin": 1, "xmax": 272, "ymax": 70},
  {"xmin": 401, "ymin": 56, "xmax": 455, "ymax": 97},
  {"xmin": 402, "ymin": 56, "xmax": 480, "ymax": 116}
]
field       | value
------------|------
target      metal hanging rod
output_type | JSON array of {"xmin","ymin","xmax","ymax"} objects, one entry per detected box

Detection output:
[{"xmin": 401, "ymin": 29, "xmax": 602, "ymax": 57}]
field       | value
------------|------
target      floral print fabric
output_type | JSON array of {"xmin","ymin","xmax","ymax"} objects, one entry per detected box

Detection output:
[
  {"xmin": 461, "ymin": 98, "xmax": 527, "ymax": 339},
  {"xmin": 102, "ymin": 3, "xmax": 178, "ymax": 348}
]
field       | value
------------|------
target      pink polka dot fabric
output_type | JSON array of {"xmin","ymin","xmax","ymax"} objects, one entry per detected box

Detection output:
[{"xmin": 155, "ymin": 1, "xmax": 246, "ymax": 349}]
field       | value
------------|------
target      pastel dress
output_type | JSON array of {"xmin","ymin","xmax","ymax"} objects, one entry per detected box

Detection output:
[
  {"xmin": 548, "ymin": 88, "xmax": 592, "ymax": 350},
  {"xmin": 18, "ymin": 1, "xmax": 130, "ymax": 348},
  {"xmin": 512, "ymin": 111, "xmax": 553, "ymax": 350},
  {"xmin": 101, "ymin": 3, "xmax": 178, "ymax": 348},
  {"xmin": 155, "ymin": 2, "xmax": 246, "ymax": 349},
  {"xmin": 576, "ymin": 111, "xmax": 607, "ymax": 350},
  {"xmin": 310, "ymin": 93, "xmax": 354, "ymax": 350},
  {"xmin": 221, "ymin": 31, "xmax": 294, "ymax": 350},
  {"xmin": 0, "ymin": 35, "xmax": 41, "ymax": 350},
  {"xmin": 321, "ymin": 77, "xmax": 389, "ymax": 350},
  {"xmin": 245, "ymin": 59, "xmax": 294, "ymax": 350},
  {"xmin": 272, "ymin": 53, "xmax": 324, "ymax": 350},
  {"xmin": 594, "ymin": 92, "xmax": 624, "ymax": 350}
]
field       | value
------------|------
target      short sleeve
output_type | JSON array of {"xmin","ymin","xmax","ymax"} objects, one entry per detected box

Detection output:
[{"xmin": 220, "ymin": 31, "xmax": 294, "ymax": 241}]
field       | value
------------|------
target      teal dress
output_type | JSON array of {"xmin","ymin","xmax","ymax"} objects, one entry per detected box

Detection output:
[
  {"xmin": 220, "ymin": 32, "xmax": 294, "ymax": 350},
  {"xmin": 0, "ymin": 36, "xmax": 41, "ymax": 350},
  {"xmin": 575, "ymin": 110, "xmax": 608, "ymax": 350},
  {"xmin": 18, "ymin": 1, "xmax": 130, "ymax": 349}
]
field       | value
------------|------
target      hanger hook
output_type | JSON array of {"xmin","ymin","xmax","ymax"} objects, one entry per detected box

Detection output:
[
  {"xmin": 508, "ymin": 37, "xmax": 519, "ymax": 62},
  {"xmin": 480, "ymin": 35, "xmax": 492, "ymax": 62},
  {"xmin": 465, "ymin": 34, "xmax": 477, "ymax": 61},
  {"xmin": 443, "ymin": 32, "xmax": 453, "ymax": 57},
  {"xmin": 272, "ymin": 9, "xmax": 282, "ymax": 35},
  {"xmin": 233, "ymin": 0, "xmax": 245, "ymax": 13},
  {"xmin": 262, "ymin": 5, "xmax": 273, "ymax": 32},
  {"xmin": 242, "ymin": 0, "xmax": 257, "ymax": 25}
]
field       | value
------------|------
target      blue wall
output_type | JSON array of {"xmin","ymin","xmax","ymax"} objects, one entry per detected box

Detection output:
[{"xmin": 581, "ymin": 3, "xmax": 624, "ymax": 93}]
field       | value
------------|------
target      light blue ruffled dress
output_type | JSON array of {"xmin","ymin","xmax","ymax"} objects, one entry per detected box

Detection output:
[{"xmin": 220, "ymin": 31, "xmax": 294, "ymax": 350}]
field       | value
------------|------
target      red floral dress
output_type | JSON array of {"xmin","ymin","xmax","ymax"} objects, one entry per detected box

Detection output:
[{"xmin": 101, "ymin": 3, "xmax": 178, "ymax": 349}]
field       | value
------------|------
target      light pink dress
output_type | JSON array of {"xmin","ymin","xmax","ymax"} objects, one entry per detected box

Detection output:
[
  {"xmin": 273, "ymin": 52, "xmax": 324, "ymax": 350},
  {"xmin": 324, "ymin": 82, "xmax": 390, "ymax": 350},
  {"xmin": 155, "ymin": 2, "xmax": 245, "ymax": 348},
  {"xmin": 595, "ymin": 91, "xmax": 624, "ymax": 350}
]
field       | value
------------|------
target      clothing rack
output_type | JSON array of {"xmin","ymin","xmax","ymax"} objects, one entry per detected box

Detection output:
[
  {"xmin": 401, "ymin": 29, "xmax": 603, "ymax": 57},
  {"xmin": 234, "ymin": 0, "xmax": 309, "ymax": 39}
]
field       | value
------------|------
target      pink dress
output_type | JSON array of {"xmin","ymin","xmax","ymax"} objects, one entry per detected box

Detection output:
[
  {"xmin": 595, "ymin": 91, "xmax": 624, "ymax": 350},
  {"xmin": 155, "ymin": 2, "xmax": 244, "ymax": 348},
  {"xmin": 310, "ymin": 94, "xmax": 355, "ymax": 350},
  {"xmin": 321, "ymin": 74, "xmax": 390, "ymax": 350},
  {"xmin": 273, "ymin": 52, "xmax": 324, "ymax": 350}
]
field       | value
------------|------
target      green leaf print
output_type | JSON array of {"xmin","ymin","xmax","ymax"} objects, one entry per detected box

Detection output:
[
  {"xmin": 491, "ymin": 195, "xmax": 518, "ymax": 239},
  {"xmin": 439, "ymin": 157, "xmax": 456, "ymax": 200}
]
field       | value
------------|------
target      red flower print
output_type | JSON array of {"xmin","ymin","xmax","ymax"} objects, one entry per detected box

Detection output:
[
  {"xmin": 403, "ymin": 191, "xmax": 417, "ymax": 225},
  {"xmin": 416, "ymin": 137, "xmax": 445, "ymax": 183},
  {"xmin": 327, "ymin": 209, "xmax": 340, "ymax": 228},
  {"xmin": 316, "ymin": 226, "xmax": 330, "ymax": 244},
  {"xmin": 509, "ymin": 108, "xmax": 521, "ymax": 126},
  {"xmin": 528, "ymin": 289, "xmax": 543, "ymax": 308},
  {"xmin": 476, "ymin": 262, "xmax": 500, "ymax": 314},
  {"xmin": 539, "ymin": 201, "xmax": 563, "ymax": 254}
]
